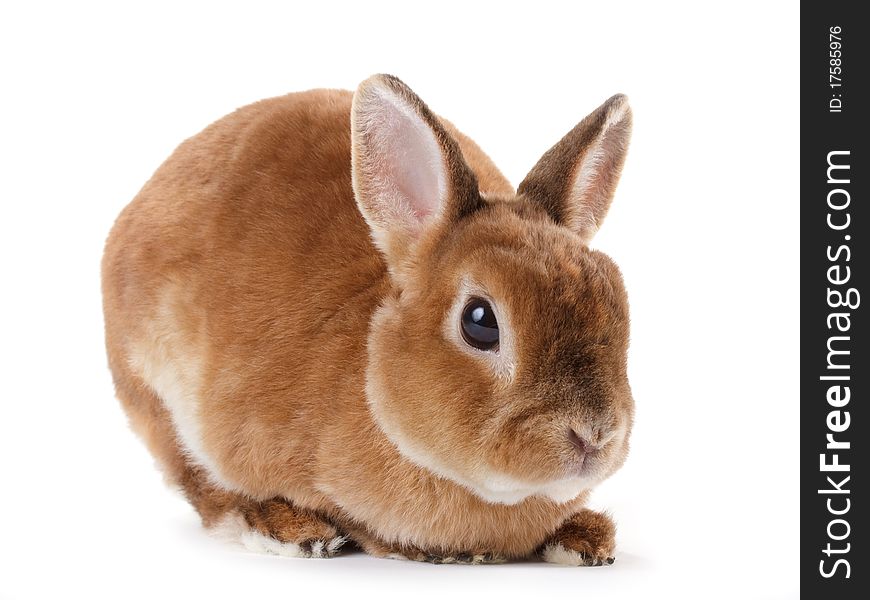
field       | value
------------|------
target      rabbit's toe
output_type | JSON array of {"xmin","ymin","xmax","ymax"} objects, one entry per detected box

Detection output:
[
  {"xmin": 541, "ymin": 541, "xmax": 615, "ymax": 566},
  {"xmin": 540, "ymin": 508, "xmax": 616, "ymax": 566},
  {"xmin": 209, "ymin": 500, "xmax": 347, "ymax": 559}
]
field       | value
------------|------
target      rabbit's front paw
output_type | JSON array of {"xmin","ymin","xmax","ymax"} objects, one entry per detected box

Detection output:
[{"xmin": 541, "ymin": 508, "xmax": 616, "ymax": 566}]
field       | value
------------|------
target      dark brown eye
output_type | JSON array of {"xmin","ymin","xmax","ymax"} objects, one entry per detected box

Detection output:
[{"xmin": 461, "ymin": 297, "xmax": 499, "ymax": 351}]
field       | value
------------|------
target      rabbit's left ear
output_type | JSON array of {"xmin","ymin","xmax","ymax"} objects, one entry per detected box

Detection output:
[
  {"xmin": 518, "ymin": 94, "xmax": 632, "ymax": 244},
  {"xmin": 351, "ymin": 74, "xmax": 482, "ymax": 266}
]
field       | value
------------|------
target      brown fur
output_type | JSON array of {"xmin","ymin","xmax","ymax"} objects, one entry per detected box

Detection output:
[
  {"xmin": 102, "ymin": 75, "xmax": 634, "ymax": 562},
  {"xmin": 547, "ymin": 508, "xmax": 618, "ymax": 565}
]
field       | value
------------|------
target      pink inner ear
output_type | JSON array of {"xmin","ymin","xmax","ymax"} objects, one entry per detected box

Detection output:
[
  {"xmin": 569, "ymin": 116, "xmax": 631, "ymax": 241},
  {"xmin": 369, "ymin": 91, "xmax": 445, "ymax": 225}
]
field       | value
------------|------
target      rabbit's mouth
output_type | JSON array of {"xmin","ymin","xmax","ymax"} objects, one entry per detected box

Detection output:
[
  {"xmin": 567, "ymin": 429, "xmax": 601, "ymax": 472},
  {"xmin": 565, "ymin": 427, "xmax": 621, "ymax": 477}
]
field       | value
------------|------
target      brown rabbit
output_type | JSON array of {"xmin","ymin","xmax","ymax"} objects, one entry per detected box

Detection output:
[{"xmin": 101, "ymin": 74, "xmax": 634, "ymax": 565}]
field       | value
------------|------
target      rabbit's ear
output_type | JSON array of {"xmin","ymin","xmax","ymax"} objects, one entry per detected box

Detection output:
[
  {"xmin": 351, "ymin": 75, "xmax": 481, "ymax": 265},
  {"xmin": 518, "ymin": 94, "xmax": 632, "ymax": 244}
]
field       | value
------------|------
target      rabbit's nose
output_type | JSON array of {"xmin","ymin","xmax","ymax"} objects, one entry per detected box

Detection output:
[{"xmin": 568, "ymin": 428, "xmax": 601, "ymax": 458}]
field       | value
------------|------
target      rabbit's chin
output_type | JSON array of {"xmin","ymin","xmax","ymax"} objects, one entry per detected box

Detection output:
[
  {"xmin": 464, "ymin": 448, "xmax": 623, "ymax": 505},
  {"xmin": 464, "ymin": 471, "xmax": 600, "ymax": 506},
  {"xmin": 368, "ymin": 403, "xmax": 600, "ymax": 506},
  {"xmin": 382, "ymin": 426, "xmax": 599, "ymax": 505},
  {"xmin": 366, "ymin": 379, "xmax": 622, "ymax": 506}
]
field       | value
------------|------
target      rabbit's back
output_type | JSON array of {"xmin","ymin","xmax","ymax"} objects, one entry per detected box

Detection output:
[{"xmin": 102, "ymin": 89, "xmax": 512, "ymax": 498}]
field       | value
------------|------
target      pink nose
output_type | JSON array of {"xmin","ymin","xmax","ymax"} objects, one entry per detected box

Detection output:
[{"xmin": 568, "ymin": 429, "xmax": 600, "ymax": 457}]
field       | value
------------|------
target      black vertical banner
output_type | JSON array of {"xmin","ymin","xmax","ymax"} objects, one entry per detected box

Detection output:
[{"xmin": 802, "ymin": 3, "xmax": 867, "ymax": 597}]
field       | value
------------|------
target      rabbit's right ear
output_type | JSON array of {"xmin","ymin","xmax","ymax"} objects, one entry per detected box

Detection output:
[
  {"xmin": 518, "ymin": 95, "xmax": 632, "ymax": 244},
  {"xmin": 351, "ymin": 75, "xmax": 481, "ymax": 272}
]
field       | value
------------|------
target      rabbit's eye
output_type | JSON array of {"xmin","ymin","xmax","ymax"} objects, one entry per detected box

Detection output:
[{"xmin": 461, "ymin": 298, "xmax": 499, "ymax": 351}]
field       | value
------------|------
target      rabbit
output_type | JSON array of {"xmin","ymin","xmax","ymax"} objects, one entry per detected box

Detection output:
[{"xmin": 101, "ymin": 74, "xmax": 634, "ymax": 565}]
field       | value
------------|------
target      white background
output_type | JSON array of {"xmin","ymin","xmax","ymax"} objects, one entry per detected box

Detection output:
[{"xmin": 0, "ymin": 1, "xmax": 798, "ymax": 598}]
